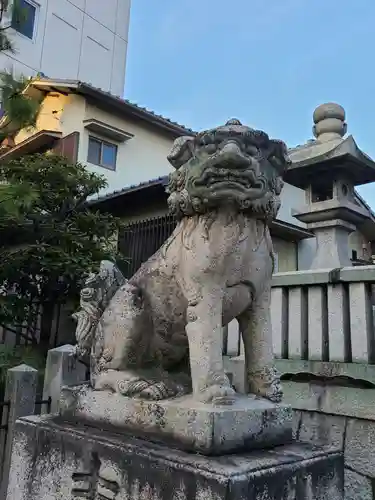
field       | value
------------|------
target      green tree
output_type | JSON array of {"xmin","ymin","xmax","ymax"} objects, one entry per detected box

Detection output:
[
  {"xmin": 0, "ymin": 0, "xmax": 15, "ymax": 53},
  {"xmin": 0, "ymin": 0, "xmax": 42, "ymax": 143},
  {"xmin": 0, "ymin": 153, "xmax": 121, "ymax": 349}
]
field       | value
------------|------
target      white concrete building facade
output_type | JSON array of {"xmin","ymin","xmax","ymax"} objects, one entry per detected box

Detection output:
[{"xmin": 1, "ymin": 0, "xmax": 131, "ymax": 96}]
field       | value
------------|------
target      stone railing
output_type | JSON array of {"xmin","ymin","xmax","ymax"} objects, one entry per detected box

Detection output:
[
  {"xmin": 0, "ymin": 346, "xmax": 86, "ymax": 497},
  {"xmin": 223, "ymin": 266, "xmax": 375, "ymax": 498},
  {"xmin": 271, "ymin": 266, "xmax": 375, "ymax": 364},
  {"xmin": 224, "ymin": 265, "xmax": 375, "ymax": 365}
]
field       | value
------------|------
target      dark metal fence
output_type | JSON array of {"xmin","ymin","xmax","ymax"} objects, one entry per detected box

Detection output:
[
  {"xmin": 0, "ymin": 301, "xmax": 76, "ymax": 349},
  {"xmin": 0, "ymin": 398, "xmax": 10, "ymax": 466},
  {"xmin": 34, "ymin": 395, "xmax": 52, "ymax": 415},
  {"xmin": 118, "ymin": 214, "xmax": 177, "ymax": 278}
]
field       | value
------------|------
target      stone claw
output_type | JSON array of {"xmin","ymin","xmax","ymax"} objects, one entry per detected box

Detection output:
[
  {"xmin": 199, "ymin": 384, "xmax": 237, "ymax": 406},
  {"xmin": 248, "ymin": 366, "xmax": 283, "ymax": 403}
]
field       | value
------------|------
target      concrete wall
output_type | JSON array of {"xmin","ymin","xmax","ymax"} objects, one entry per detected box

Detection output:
[
  {"xmin": 273, "ymin": 238, "xmax": 297, "ymax": 272},
  {"xmin": 0, "ymin": 0, "xmax": 130, "ymax": 96},
  {"xmin": 15, "ymin": 91, "xmax": 68, "ymax": 144},
  {"xmin": 288, "ymin": 386, "xmax": 375, "ymax": 500},
  {"xmin": 224, "ymin": 355, "xmax": 375, "ymax": 499},
  {"xmin": 277, "ymin": 182, "xmax": 307, "ymax": 228}
]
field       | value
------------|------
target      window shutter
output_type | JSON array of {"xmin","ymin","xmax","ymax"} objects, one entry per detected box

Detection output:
[{"xmin": 53, "ymin": 132, "xmax": 80, "ymax": 163}]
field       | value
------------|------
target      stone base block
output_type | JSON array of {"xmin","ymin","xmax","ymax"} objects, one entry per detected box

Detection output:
[
  {"xmin": 60, "ymin": 384, "xmax": 293, "ymax": 455},
  {"xmin": 7, "ymin": 416, "xmax": 344, "ymax": 500}
]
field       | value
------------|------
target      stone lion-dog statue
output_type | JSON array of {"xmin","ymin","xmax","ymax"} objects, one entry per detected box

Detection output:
[{"xmin": 73, "ymin": 119, "xmax": 290, "ymax": 406}]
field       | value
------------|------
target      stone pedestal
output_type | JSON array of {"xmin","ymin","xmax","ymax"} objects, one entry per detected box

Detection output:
[
  {"xmin": 60, "ymin": 385, "xmax": 293, "ymax": 455},
  {"xmin": 308, "ymin": 219, "xmax": 355, "ymax": 269},
  {"xmin": 7, "ymin": 415, "xmax": 344, "ymax": 500}
]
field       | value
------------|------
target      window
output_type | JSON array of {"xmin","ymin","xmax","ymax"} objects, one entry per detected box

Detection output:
[
  {"xmin": 87, "ymin": 136, "xmax": 117, "ymax": 170},
  {"xmin": 11, "ymin": 0, "xmax": 37, "ymax": 40},
  {"xmin": 311, "ymin": 183, "xmax": 333, "ymax": 203}
]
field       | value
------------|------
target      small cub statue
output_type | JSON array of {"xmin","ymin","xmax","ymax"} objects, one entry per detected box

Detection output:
[{"xmin": 73, "ymin": 119, "xmax": 290, "ymax": 405}]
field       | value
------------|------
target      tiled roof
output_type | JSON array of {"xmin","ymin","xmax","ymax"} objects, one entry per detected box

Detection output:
[
  {"xmin": 30, "ymin": 78, "xmax": 196, "ymax": 138},
  {"xmin": 78, "ymin": 81, "xmax": 196, "ymax": 136},
  {"xmin": 89, "ymin": 176, "xmax": 169, "ymax": 206}
]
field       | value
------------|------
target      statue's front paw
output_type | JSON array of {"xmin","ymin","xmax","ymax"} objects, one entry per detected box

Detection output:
[
  {"xmin": 248, "ymin": 366, "xmax": 283, "ymax": 403},
  {"xmin": 198, "ymin": 372, "xmax": 237, "ymax": 405},
  {"xmin": 199, "ymin": 384, "xmax": 237, "ymax": 406},
  {"xmin": 261, "ymin": 379, "xmax": 283, "ymax": 404}
]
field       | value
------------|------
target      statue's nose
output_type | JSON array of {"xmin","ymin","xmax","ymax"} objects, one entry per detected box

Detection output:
[{"xmin": 220, "ymin": 141, "xmax": 242, "ymax": 156}]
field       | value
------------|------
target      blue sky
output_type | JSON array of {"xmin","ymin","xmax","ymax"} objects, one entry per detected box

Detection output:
[{"xmin": 125, "ymin": 0, "xmax": 375, "ymax": 207}]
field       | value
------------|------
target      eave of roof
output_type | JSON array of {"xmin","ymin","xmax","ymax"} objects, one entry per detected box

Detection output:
[
  {"xmin": 30, "ymin": 78, "xmax": 196, "ymax": 139},
  {"xmin": 88, "ymin": 176, "xmax": 169, "ymax": 207},
  {"xmin": 0, "ymin": 130, "xmax": 62, "ymax": 161},
  {"xmin": 354, "ymin": 190, "xmax": 375, "ymax": 221},
  {"xmin": 269, "ymin": 219, "xmax": 313, "ymax": 241}
]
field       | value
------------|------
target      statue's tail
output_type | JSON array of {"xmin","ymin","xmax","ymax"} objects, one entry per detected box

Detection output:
[{"xmin": 72, "ymin": 260, "xmax": 127, "ymax": 361}]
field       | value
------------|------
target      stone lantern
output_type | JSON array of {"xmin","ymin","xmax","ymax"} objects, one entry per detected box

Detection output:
[{"xmin": 286, "ymin": 103, "xmax": 375, "ymax": 269}]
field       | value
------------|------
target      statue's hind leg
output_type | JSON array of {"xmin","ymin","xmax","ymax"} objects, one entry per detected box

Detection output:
[
  {"xmin": 91, "ymin": 282, "xmax": 190, "ymax": 400},
  {"xmin": 237, "ymin": 284, "xmax": 283, "ymax": 403}
]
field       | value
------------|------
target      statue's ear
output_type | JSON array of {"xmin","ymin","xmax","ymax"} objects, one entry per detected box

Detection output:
[
  {"xmin": 268, "ymin": 140, "xmax": 291, "ymax": 174},
  {"xmin": 167, "ymin": 136, "xmax": 195, "ymax": 169}
]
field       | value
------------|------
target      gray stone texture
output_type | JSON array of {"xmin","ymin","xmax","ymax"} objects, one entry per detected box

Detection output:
[
  {"xmin": 345, "ymin": 418, "xmax": 375, "ymax": 478},
  {"xmin": 344, "ymin": 469, "xmax": 373, "ymax": 500},
  {"xmin": 291, "ymin": 409, "xmax": 375, "ymax": 500},
  {"xmin": 60, "ymin": 385, "xmax": 293, "ymax": 455},
  {"xmin": 6, "ymin": 415, "xmax": 344, "ymax": 500},
  {"xmin": 299, "ymin": 412, "xmax": 346, "ymax": 450},
  {"xmin": 0, "ymin": 364, "xmax": 38, "ymax": 498},
  {"xmin": 223, "ymin": 371, "xmax": 375, "ymax": 421},
  {"xmin": 292, "ymin": 410, "xmax": 301, "ymax": 440},
  {"xmin": 42, "ymin": 344, "xmax": 87, "ymax": 414}
]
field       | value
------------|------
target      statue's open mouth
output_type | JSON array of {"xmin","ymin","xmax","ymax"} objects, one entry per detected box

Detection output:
[{"xmin": 195, "ymin": 167, "xmax": 258, "ymax": 190}]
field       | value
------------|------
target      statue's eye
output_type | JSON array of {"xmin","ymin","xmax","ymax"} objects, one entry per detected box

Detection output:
[
  {"xmin": 205, "ymin": 144, "xmax": 216, "ymax": 154},
  {"xmin": 200, "ymin": 134, "xmax": 214, "ymax": 146},
  {"xmin": 246, "ymin": 145, "xmax": 260, "ymax": 157}
]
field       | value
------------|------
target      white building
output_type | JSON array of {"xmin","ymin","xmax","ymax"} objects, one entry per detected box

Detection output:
[{"xmin": 0, "ymin": 0, "xmax": 131, "ymax": 96}]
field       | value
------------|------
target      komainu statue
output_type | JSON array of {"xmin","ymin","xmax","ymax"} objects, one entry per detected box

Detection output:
[{"xmin": 73, "ymin": 119, "xmax": 290, "ymax": 406}]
